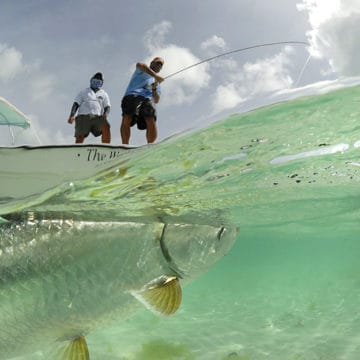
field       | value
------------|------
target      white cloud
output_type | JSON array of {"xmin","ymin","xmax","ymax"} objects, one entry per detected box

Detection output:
[
  {"xmin": 155, "ymin": 45, "xmax": 211, "ymax": 105},
  {"xmin": 29, "ymin": 72, "xmax": 57, "ymax": 102},
  {"xmin": 24, "ymin": 59, "xmax": 57, "ymax": 101},
  {"xmin": 241, "ymin": 50, "xmax": 293, "ymax": 95},
  {"xmin": 200, "ymin": 35, "xmax": 226, "ymax": 52},
  {"xmin": 0, "ymin": 43, "xmax": 56, "ymax": 101},
  {"xmin": 199, "ymin": 35, "xmax": 234, "ymax": 71},
  {"xmin": 143, "ymin": 21, "xmax": 211, "ymax": 106},
  {"xmin": 212, "ymin": 58, "xmax": 238, "ymax": 71},
  {"xmin": 212, "ymin": 83, "xmax": 247, "ymax": 114},
  {"xmin": 211, "ymin": 48, "xmax": 294, "ymax": 114},
  {"xmin": 0, "ymin": 44, "xmax": 25, "ymax": 81},
  {"xmin": 297, "ymin": 0, "xmax": 341, "ymax": 28},
  {"xmin": 297, "ymin": 0, "xmax": 360, "ymax": 75},
  {"xmin": 26, "ymin": 114, "xmax": 72, "ymax": 145},
  {"xmin": 143, "ymin": 21, "xmax": 172, "ymax": 52}
]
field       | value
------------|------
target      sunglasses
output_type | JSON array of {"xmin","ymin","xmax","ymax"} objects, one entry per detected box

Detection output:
[{"xmin": 153, "ymin": 61, "xmax": 163, "ymax": 67}]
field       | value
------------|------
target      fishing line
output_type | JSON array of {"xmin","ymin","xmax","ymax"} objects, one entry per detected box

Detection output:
[
  {"xmin": 294, "ymin": 53, "xmax": 312, "ymax": 88},
  {"xmin": 163, "ymin": 41, "xmax": 310, "ymax": 80}
]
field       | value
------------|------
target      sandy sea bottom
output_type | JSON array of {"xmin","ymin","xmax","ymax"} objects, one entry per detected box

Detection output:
[{"xmin": 83, "ymin": 224, "xmax": 360, "ymax": 360}]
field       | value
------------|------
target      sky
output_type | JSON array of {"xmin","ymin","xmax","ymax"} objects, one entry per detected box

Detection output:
[{"xmin": 1, "ymin": 0, "xmax": 360, "ymax": 146}]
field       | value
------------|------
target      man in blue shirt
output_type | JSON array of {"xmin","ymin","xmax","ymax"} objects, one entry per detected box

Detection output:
[{"xmin": 120, "ymin": 57, "xmax": 164, "ymax": 144}]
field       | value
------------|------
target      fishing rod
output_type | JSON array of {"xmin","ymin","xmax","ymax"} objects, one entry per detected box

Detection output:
[{"xmin": 163, "ymin": 41, "xmax": 310, "ymax": 80}]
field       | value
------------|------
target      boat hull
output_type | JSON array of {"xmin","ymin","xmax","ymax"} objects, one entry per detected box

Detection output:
[{"xmin": 0, "ymin": 145, "xmax": 140, "ymax": 202}]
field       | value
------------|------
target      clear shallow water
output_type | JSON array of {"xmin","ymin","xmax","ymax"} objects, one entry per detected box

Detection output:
[
  {"xmin": 2, "ymin": 85, "xmax": 360, "ymax": 359},
  {"xmin": 90, "ymin": 228, "xmax": 360, "ymax": 360}
]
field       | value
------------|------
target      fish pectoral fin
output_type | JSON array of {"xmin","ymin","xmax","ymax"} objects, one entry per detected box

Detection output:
[
  {"xmin": 131, "ymin": 275, "xmax": 182, "ymax": 315},
  {"xmin": 62, "ymin": 335, "xmax": 89, "ymax": 360}
]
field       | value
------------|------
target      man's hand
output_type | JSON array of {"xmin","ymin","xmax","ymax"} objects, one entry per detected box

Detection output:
[
  {"xmin": 68, "ymin": 116, "xmax": 75, "ymax": 124},
  {"xmin": 137, "ymin": 63, "xmax": 164, "ymax": 83},
  {"xmin": 154, "ymin": 75, "xmax": 164, "ymax": 83}
]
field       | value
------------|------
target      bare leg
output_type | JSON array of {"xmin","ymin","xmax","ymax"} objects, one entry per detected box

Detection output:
[
  {"xmin": 121, "ymin": 115, "xmax": 132, "ymax": 144},
  {"xmin": 75, "ymin": 136, "xmax": 85, "ymax": 144},
  {"xmin": 100, "ymin": 123, "xmax": 111, "ymax": 144},
  {"xmin": 145, "ymin": 117, "xmax": 157, "ymax": 143}
]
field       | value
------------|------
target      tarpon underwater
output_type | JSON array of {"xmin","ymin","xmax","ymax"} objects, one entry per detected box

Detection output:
[{"xmin": 0, "ymin": 219, "xmax": 237, "ymax": 359}]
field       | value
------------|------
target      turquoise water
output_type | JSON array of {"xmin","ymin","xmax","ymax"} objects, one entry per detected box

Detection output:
[
  {"xmin": 94, "ymin": 228, "xmax": 360, "ymax": 360},
  {"xmin": 2, "ymin": 84, "xmax": 360, "ymax": 359}
]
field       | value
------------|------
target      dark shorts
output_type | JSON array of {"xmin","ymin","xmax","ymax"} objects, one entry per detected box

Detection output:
[
  {"xmin": 121, "ymin": 95, "xmax": 157, "ymax": 130},
  {"xmin": 75, "ymin": 114, "xmax": 108, "ymax": 138}
]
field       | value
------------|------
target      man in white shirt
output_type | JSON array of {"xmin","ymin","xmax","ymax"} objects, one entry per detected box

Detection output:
[{"xmin": 67, "ymin": 72, "xmax": 111, "ymax": 144}]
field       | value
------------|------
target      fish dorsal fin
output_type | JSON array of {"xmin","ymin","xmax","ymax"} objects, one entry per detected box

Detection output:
[
  {"xmin": 131, "ymin": 275, "xmax": 182, "ymax": 315},
  {"xmin": 62, "ymin": 335, "xmax": 89, "ymax": 360}
]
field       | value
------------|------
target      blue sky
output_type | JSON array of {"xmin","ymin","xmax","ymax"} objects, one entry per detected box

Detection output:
[{"xmin": 1, "ymin": 0, "xmax": 359, "ymax": 145}]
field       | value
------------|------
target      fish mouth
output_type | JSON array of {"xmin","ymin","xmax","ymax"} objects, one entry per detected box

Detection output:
[{"xmin": 158, "ymin": 223, "xmax": 237, "ymax": 279}]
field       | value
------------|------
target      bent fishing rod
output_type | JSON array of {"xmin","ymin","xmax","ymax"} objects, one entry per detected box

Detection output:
[{"xmin": 163, "ymin": 41, "xmax": 310, "ymax": 80}]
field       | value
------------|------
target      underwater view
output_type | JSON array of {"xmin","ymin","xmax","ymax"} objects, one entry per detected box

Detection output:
[{"xmin": 1, "ymin": 84, "xmax": 360, "ymax": 359}]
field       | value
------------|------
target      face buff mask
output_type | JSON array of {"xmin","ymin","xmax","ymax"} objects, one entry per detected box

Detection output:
[{"xmin": 90, "ymin": 78, "xmax": 103, "ymax": 90}]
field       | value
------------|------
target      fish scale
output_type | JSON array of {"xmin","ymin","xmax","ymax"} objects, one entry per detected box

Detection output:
[{"xmin": 0, "ymin": 220, "xmax": 236, "ymax": 359}]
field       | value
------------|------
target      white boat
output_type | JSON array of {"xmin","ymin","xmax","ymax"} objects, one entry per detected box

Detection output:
[
  {"xmin": 0, "ymin": 144, "xmax": 140, "ymax": 201},
  {"xmin": 0, "ymin": 97, "xmax": 138, "ymax": 202}
]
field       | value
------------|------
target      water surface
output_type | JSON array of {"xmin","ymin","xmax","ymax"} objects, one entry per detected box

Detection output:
[{"xmin": 2, "ymin": 85, "xmax": 360, "ymax": 359}]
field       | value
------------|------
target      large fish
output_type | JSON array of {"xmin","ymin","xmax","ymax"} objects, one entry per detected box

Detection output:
[{"xmin": 0, "ymin": 219, "xmax": 237, "ymax": 359}]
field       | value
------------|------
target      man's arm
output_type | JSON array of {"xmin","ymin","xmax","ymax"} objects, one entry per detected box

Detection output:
[
  {"xmin": 102, "ymin": 106, "xmax": 111, "ymax": 119},
  {"xmin": 151, "ymin": 82, "xmax": 160, "ymax": 104},
  {"xmin": 136, "ymin": 63, "xmax": 164, "ymax": 83},
  {"xmin": 67, "ymin": 102, "xmax": 79, "ymax": 124},
  {"xmin": 101, "ymin": 92, "xmax": 111, "ymax": 119}
]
